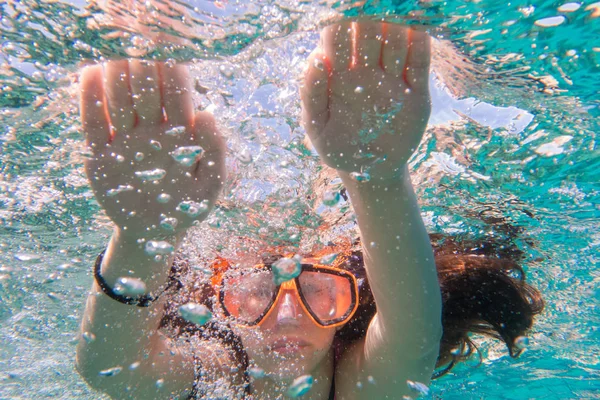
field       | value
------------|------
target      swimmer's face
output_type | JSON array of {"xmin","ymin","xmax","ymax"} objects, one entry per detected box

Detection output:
[{"xmin": 232, "ymin": 287, "xmax": 338, "ymax": 379}]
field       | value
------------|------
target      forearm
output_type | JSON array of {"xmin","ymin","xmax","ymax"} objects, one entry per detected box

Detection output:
[
  {"xmin": 340, "ymin": 166, "xmax": 442, "ymax": 351},
  {"xmin": 76, "ymin": 229, "xmax": 187, "ymax": 386}
]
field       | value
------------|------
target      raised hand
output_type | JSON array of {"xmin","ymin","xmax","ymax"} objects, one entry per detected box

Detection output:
[
  {"xmin": 80, "ymin": 60, "xmax": 226, "ymax": 240},
  {"xmin": 301, "ymin": 21, "xmax": 431, "ymax": 182}
]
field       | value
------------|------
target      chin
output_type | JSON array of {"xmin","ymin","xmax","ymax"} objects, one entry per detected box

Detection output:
[{"xmin": 264, "ymin": 345, "xmax": 329, "ymax": 380}]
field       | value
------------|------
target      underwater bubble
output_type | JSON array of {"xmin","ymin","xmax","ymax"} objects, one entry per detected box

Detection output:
[
  {"xmin": 47, "ymin": 292, "xmax": 62, "ymax": 302},
  {"xmin": 156, "ymin": 378, "xmax": 164, "ymax": 388},
  {"xmin": 170, "ymin": 145, "xmax": 204, "ymax": 167},
  {"xmin": 236, "ymin": 149, "xmax": 253, "ymax": 164},
  {"xmin": 272, "ymin": 257, "xmax": 302, "ymax": 285},
  {"xmin": 322, "ymin": 191, "xmax": 340, "ymax": 206},
  {"xmin": 82, "ymin": 331, "xmax": 96, "ymax": 343},
  {"xmin": 165, "ymin": 125, "xmax": 186, "ymax": 136},
  {"xmin": 99, "ymin": 366, "xmax": 122, "ymax": 377},
  {"xmin": 144, "ymin": 240, "xmax": 174, "ymax": 256},
  {"xmin": 219, "ymin": 65, "xmax": 234, "ymax": 79},
  {"xmin": 450, "ymin": 347, "xmax": 462, "ymax": 356},
  {"xmin": 247, "ymin": 367, "xmax": 266, "ymax": 379},
  {"xmin": 558, "ymin": 2, "xmax": 581, "ymax": 12},
  {"xmin": 534, "ymin": 16, "xmax": 566, "ymax": 27},
  {"xmin": 179, "ymin": 303, "xmax": 212, "ymax": 326},
  {"xmin": 115, "ymin": 154, "xmax": 125, "ymax": 163},
  {"xmin": 150, "ymin": 140, "xmax": 162, "ymax": 150},
  {"xmin": 313, "ymin": 58, "xmax": 324, "ymax": 71},
  {"xmin": 14, "ymin": 253, "xmax": 41, "ymax": 262},
  {"xmin": 354, "ymin": 86, "xmax": 364, "ymax": 94},
  {"xmin": 114, "ymin": 277, "xmax": 147, "ymax": 296},
  {"xmin": 95, "ymin": 100, "xmax": 103, "ymax": 108},
  {"xmin": 135, "ymin": 168, "xmax": 166, "ymax": 182},
  {"xmin": 356, "ymin": 381, "xmax": 363, "ymax": 389},
  {"xmin": 159, "ymin": 216, "xmax": 178, "ymax": 231},
  {"xmin": 319, "ymin": 253, "xmax": 338, "ymax": 265},
  {"xmin": 176, "ymin": 200, "xmax": 209, "ymax": 217},
  {"xmin": 367, "ymin": 375, "xmax": 376, "ymax": 384},
  {"xmin": 157, "ymin": 193, "xmax": 171, "ymax": 203},
  {"xmin": 129, "ymin": 361, "xmax": 140, "ymax": 370},
  {"xmin": 407, "ymin": 380, "xmax": 430, "ymax": 396},
  {"xmin": 107, "ymin": 184, "xmax": 134, "ymax": 197},
  {"xmin": 135, "ymin": 152, "xmax": 144, "ymax": 161},
  {"xmin": 514, "ymin": 336, "xmax": 530, "ymax": 350},
  {"xmin": 349, "ymin": 171, "xmax": 371, "ymax": 182},
  {"xmin": 286, "ymin": 374, "xmax": 314, "ymax": 398}
]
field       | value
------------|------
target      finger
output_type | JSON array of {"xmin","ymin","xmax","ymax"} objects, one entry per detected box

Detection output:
[
  {"xmin": 104, "ymin": 60, "xmax": 135, "ymax": 134},
  {"xmin": 80, "ymin": 64, "xmax": 111, "ymax": 151},
  {"xmin": 129, "ymin": 60, "xmax": 163, "ymax": 126},
  {"xmin": 192, "ymin": 111, "xmax": 226, "ymax": 182},
  {"xmin": 192, "ymin": 111, "xmax": 226, "ymax": 156},
  {"xmin": 300, "ymin": 49, "xmax": 330, "ymax": 134},
  {"xmin": 354, "ymin": 21, "xmax": 384, "ymax": 70},
  {"xmin": 381, "ymin": 23, "xmax": 409, "ymax": 78},
  {"xmin": 159, "ymin": 62, "xmax": 194, "ymax": 127},
  {"xmin": 321, "ymin": 22, "xmax": 353, "ymax": 72},
  {"xmin": 405, "ymin": 29, "xmax": 431, "ymax": 91}
]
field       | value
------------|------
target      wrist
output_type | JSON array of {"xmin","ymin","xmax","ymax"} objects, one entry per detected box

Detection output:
[{"xmin": 338, "ymin": 165, "xmax": 410, "ymax": 194}]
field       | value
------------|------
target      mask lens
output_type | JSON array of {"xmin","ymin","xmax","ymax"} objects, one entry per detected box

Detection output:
[
  {"xmin": 222, "ymin": 269, "xmax": 276, "ymax": 324},
  {"xmin": 298, "ymin": 271, "xmax": 354, "ymax": 325}
]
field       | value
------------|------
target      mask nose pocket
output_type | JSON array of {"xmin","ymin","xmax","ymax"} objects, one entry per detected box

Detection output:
[{"xmin": 276, "ymin": 292, "xmax": 300, "ymax": 325}]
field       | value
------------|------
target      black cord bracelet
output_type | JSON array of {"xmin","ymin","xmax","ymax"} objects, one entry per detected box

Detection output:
[{"xmin": 94, "ymin": 250, "xmax": 161, "ymax": 307}]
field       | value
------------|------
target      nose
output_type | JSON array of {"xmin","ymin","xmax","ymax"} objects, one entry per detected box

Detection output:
[{"xmin": 275, "ymin": 291, "xmax": 301, "ymax": 325}]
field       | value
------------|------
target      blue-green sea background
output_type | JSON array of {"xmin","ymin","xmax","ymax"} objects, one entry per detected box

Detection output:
[{"xmin": 0, "ymin": 0, "xmax": 598, "ymax": 398}]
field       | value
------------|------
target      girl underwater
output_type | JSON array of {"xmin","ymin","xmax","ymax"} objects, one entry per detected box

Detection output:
[{"xmin": 76, "ymin": 21, "xmax": 543, "ymax": 399}]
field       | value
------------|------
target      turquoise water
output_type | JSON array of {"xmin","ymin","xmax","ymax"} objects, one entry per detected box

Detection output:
[{"xmin": 1, "ymin": 0, "xmax": 599, "ymax": 398}]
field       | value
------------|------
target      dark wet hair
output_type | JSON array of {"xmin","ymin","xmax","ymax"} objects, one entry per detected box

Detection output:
[{"xmin": 159, "ymin": 233, "xmax": 544, "ymax": 380}]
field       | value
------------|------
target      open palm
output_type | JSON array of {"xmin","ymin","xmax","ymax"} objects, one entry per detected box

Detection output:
[{"xmin": 301, "ymin": 21, "xmax": 431, "ymax": 182}]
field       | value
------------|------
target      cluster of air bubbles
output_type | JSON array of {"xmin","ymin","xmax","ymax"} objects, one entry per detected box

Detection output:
[
  {"xmin": 157, "ymin": 193, "xmax": 171, "ymax": 203},
  {"xmin": 272, "ymin": 256, "xmax": 302, "ymax": 285},
  {"xmin": 165, "ymin": 126, "xmax": 186, "ymax": 136},
  {"xmin": 349, "ymin": 171, "xmax": 371, "ymax": 182},
  {"xmin": 319, "ymin": 253, "xmax": 338, "ymax": 265},
  {"xmin": 98, "ymin": 366, "xmax": 122, "ymax": 377},
  {"xmin": 177, "ymin": 200, "xmax": 209, "ymax": 217},
  {"xmin": 135, "ymin": 168, "xmax": 166, "ymax": 182},
  {"xmin": 145, "ymin": 240, "xmax": 174, "ymax": 256},
  {"xmin": 150, "ymin": 140, "xmax": 162, "ymax": 150},
  {"xmin": 219, "ymin": 65, "xmax": 234, "ymax": 79},
  {"xmin": 407, "ymin": 380, "xmax": 430, "ymax": 396},
  {"xmin": 170, "ymin": 145, "xmax": 204, "ymax": 167},
  {"xmin": 287, "ymin": 375, "xmax": 314, "ymax": 398},
  {"xmin": 322, "ymin": 191, "xmax": 340, "ymax": 206},
  {"xmin": 159, "ymin": 216, "xmax": 179, "ymax": 231},
  {"xmin": 247, "ymin": 367, "xmax": 266, "ymax": 379},
  {"xmin": 179, "ymin": 303, "xmax": 212, "ymax": 326},
  {"xmin": 107, "ymin": 184, "xmax": 134, "ymax": 197},
  {"xmin": 114, "ymin": 277, "xmax": 147, "ymax": 296}
]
